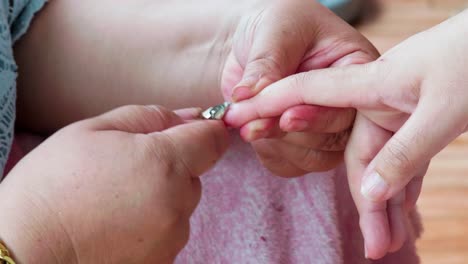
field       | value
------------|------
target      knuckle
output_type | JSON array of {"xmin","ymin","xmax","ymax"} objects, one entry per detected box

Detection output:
[
  {"xmin": 204, "ymin": 121, "xmax": 229, "ymax": 160},
  {"xmin": 318, "ymin": 108, "xmax": 334, "ymax": 132},
  {"xmin": 115, "ymin": 105, "xmax": 172, "ymax": 132},
  {"xmin": 160, "ymin": 134, "xmax": 197, "ymax": 178},
  {"xmin": 380, "ymin": 137, "xmax": 416, "ymax": 178},
  {"xmin": 318, "ymin": 108, "xmax": 355, "ymax": 133},
  {"xmin": 291, "ymin": 72, "xmax": 307, "ymax": 89},
  {"xmin": 254, "ymin": 140, "xmax": 283, "ymax": 164},
  {"xmin": 139, "ymin": 135, "xmax": 180, "ymax": 178},
  {"xmin": 320, "ymin": 130, "xmax": 351, "ymax": 151},
  {"xmin": 286, "ymin": 73, "xmax": 308, "ymax": 104},
  {"xmin": 300, "ymin": 149, "xmax": 343, "ymax": 172},
  {"xmin": 248, "ymin": 55, "xmax": 283, "ymax": 80}
]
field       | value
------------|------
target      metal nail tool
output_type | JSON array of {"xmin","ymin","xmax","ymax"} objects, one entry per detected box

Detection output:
[{"xmin": 201, "ymin": 102, "xmax": 231, "ymax": 120}]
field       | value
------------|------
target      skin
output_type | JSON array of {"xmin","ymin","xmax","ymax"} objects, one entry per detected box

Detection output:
[
  {"xmin": 0, "ymin": 105, "xmax": 229, "ymax": 263},
  {"xmin": 224, "ymin": 9, "xmax": 468, "ymax": 260},
  {"xmin": 14, "ymin": 0, "xmax": 378, "ymax": 177}
]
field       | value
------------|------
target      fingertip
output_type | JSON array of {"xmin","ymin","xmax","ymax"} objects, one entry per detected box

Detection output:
[
  {"xmin": 196, "ymin": 119, "xmax": 231, "ymax": 163},
  {"xmin": 209, "ymin": 120, "xmax": 231, "ymax": 156},
  {"xmin": 174, "ymin": 107, "xmax": 203, "ymax": 120},
  {"xmin": 232, "ymin": 86, "xmax": 254, "ymax": 102},
  {"xmin": 280, "ymin": 105, "xmax": 355, "ymax": 133},
  {"xmin": 279, "ymin": 106, "xmax": 319, "ymax": 132},
  {"xmin": 223, "ymin": 104, "xmax": 240, "ymax": 127},
  {"xmin": 239, "ymin": 119, "xmax": 277, "ymax": 142},
  {"xmin": 387, "ymin": 193, "xmax": 408, "ymax": 253},
  {"xmin": 223, "ymin": 103, "xmax": 256, "ymax": 128},
  {"xmin": 279, "ymin": 113, "xmax": 309, "ymax": 132},
  {"xmin": 156, "ymin": 119, "xmax": 230, "ymax": 177},
  {"xmin": 360, "ymin": 211, "xmax": 392, "ymax": 260}
]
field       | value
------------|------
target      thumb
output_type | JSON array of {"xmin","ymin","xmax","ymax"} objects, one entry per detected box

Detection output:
[
  {"xmin": 231, "ymin": 10, "xmax": 310, "ymax": 102},
  {"xmin": 360, "ymin": 99, "xmax": 464, "ymax": 201},
  {"xmin": 87, "ymin": 105, "xmax": 198, "ymax": 133},
  {"xmin": 155, "ymin": 120, "xmax": 230, "ymax": 177}
]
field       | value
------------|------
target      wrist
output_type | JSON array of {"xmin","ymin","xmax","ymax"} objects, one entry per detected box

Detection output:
[{"xmin": 0, "ymin": 183, "xmax": 77, "ymax": 264}]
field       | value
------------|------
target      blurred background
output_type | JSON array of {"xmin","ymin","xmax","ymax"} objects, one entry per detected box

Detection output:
[{"xmin": 347, "ymin": 1, "xmax": 468, "ymax": 263}]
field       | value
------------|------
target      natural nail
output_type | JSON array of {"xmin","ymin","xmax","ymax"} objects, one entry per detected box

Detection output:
[
  {"xmin": 232, "ymin": 86, "xmax": 253, "ymax": 102},
  {"xmin": 361, "ymin": 171, "xmax": 390, "ymax": 201},
  {"xmin": 287, "ymin": 119, "xmax": 309, "ymax": 132}
]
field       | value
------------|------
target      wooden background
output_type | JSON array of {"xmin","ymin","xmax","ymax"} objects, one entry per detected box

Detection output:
[{"xmin": 356, "ymin": 1, "xmax": 468, "ymax": 263}]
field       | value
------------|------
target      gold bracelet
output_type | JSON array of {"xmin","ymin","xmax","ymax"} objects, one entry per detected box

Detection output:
[{"xmin": 0, "ymin": 240, "xmax": 16, "ymax": 264}]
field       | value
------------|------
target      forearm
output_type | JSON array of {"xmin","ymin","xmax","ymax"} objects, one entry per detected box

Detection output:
[{"xmin": 15, "ymin": 0, "xmax": 244, "ymax": 133}]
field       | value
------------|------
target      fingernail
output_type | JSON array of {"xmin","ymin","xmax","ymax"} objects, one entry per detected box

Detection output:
[
  {"xmin": 144, "ymin": 105, "xmax": 160, "ymax": 110},
  {"xmin": 286, "ymin": 119, "xmax": 309, "ymax": 132},
  {"xmin": 232, "ymin": 86, "xmax": 253, "ymax": 102},
  {"xmin": 242, "ymin": 120, "xmax": 271, "ymax": 141},
  {"xmin": 361, "ymin": 171, "xmax": 389, "ymax": 201},
  {"xmin": 248, "ymin": 128, "xmax": 270, "ymax": 141},
  {"xmin": 175, "ymin": 107, "xmax": 203, "ymax": 120},
  {"xmin": 222, "ymin": 104, "xmax": 239, "ymax": 126}
]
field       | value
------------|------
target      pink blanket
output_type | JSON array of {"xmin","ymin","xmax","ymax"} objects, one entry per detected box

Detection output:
[
  {"xmin": 5, "ymin": 132, "xmax": 421, "ymax": 263},
  {"xmin": 176, "ymin": 132, "xmax": 421, "ymax": 264}
]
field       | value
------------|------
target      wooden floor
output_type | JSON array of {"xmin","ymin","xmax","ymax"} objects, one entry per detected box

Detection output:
[{"xmin": 356, "ymin": 1, "xmax": 468, "ymax": 263}]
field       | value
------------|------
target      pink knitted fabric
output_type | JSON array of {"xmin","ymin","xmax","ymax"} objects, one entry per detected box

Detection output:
[{"xmin": 176, "ymin": 132, "xmax": 421, "ymax": 264}]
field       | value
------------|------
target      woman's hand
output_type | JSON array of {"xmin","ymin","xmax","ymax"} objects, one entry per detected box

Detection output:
[
  {"xmin": 221, "ymin": 0, "xmax": 379, "ymax": 176},
  {"xmin": 0, "ymin": 105, "xmax": 229, "ymax": 263},
  {"xmin": 224, "ymin": 9, "xmax": 468, "ymax": 259}
]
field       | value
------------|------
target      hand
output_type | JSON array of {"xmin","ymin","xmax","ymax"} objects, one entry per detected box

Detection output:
[
  {"xmin": 0, "ymin": 105, "xmax": 229, "ymax": 263},
  {"xmin": 221, "ymin": 0, "xmax": 379, "ymax": 176},
  {"xmin": 224, "ymin": 10, "xmax": 468, "ymax": 259}
]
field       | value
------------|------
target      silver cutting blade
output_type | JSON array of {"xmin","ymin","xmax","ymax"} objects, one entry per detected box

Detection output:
[{"xmin": 201, "ymin": 102, "xmax": 231, "ymax": 120}]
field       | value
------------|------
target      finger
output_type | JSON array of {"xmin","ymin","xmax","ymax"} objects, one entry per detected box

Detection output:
[
  {"xmin": 330, "ymin": 50, "xmax": 378, "ymax": 68},
  {"xmin": 224, "ymin": 62, "xmax": 384, "ymax": 127},
  {"xmin": 359, "ymin": 201, "xmax": 391, "ymax": 260},
  {"xmin": 298, "ymin": 33, "xmax": 379, "ymax": 72},
  {"xmin": 231, "ymin": 2, "xmax": 317, "ymax": 102},
  {"xmin": 345, "ymin": 114, "xmax": 393, "ymax": 259},
  {"xmin": 360, "ymin": 99, "xmax": 464, "ymax": 202},
  {"xmin": 239, "ymin": 118, "xmax": 284, "ymax": 142},
  {"xmin": 156, "ymin": 120, "xmax": 229, "ymax": 177},
  {"xmin": 174, "ymin": 107, "xmax": 203, "ymax": 120},
  {"xmin": 254, "ymin": 139, "xmax": 343, "ymax": 175},
  {"xmin": 387, "ymin": 190, "xmax": 407, "ymax": 253},
  {"xmin": 405, "ymin": 163, "xmax": 429, "ymax": 211},
  {"xmin": 281, "ymin": 130, "xmax": 350, "ymax": 151},
  {"xmin": 240, "ymin": 105, "xmax": 354, "ymax": 141},
  {"xmin": 89, "ymin": 105, "xmax": 185, "ymax": 133},
  {"xmin": 388, "ymin": 163, "xmax": 430, "ymax": 253},
  {"xmin": 279, "ymin": 105, "xmax": 355, "ymax": 133}
]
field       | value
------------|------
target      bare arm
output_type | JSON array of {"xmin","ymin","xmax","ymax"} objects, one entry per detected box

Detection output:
[{"xmin": 15, "ymin": 0, "xmax": 243, "ymax": 133}]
